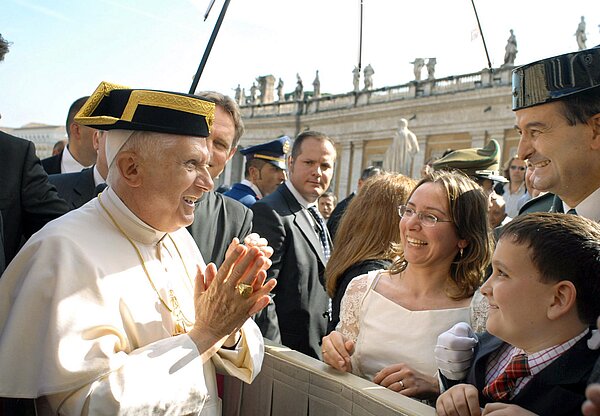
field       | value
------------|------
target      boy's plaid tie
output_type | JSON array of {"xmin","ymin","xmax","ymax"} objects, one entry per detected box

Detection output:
[{"xmin": 483, "ymin": 353, "xmax": 530, "ymax": 401}]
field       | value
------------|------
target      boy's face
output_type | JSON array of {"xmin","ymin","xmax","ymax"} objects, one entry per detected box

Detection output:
[{"xmin": 481, "ymin": 237, "xmax": 558, "ymax": 351}]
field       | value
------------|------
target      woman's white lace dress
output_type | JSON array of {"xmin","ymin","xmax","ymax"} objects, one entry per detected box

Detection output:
[{"xmin": 336, "ymin": 270, "xmax": 488, "ymax": 381}]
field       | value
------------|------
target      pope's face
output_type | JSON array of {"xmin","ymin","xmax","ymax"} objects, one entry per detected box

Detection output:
[{"xmin": 140, "ymin": 135, "xmax": 213, "ymax": 232}]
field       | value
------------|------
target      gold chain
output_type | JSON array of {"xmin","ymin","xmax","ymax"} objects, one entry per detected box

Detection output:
[{"xmin": 98, "ymin": 192, "xmax": 194, "ymax": 333}]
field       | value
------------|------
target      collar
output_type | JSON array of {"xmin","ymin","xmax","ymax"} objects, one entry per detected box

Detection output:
[
  {"xmin": 563, "ymin": 186, "xmax": 600, "ymax": 222},
  {"xmin": 97, "ymin": 186, "xmax": 168, "ymax": 245},
  {"xmin": 92, "ymin": 165, "xmax": 105, "ymax": 187},
  {"xmin": 241, "ymin": 179, "xmax": 263, "ymax": 199},
  {"xmin": 285, "ymin": 180, "xmax": 313, "ymax": 208},
  {"xmin": 61, "ymin": 145, "xmax": 90, "ymax": 173}
]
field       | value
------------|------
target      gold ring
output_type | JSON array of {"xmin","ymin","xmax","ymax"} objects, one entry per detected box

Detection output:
[{"xmin": 236, "ymin": 283, "xmax": 253, "ymax": 298}]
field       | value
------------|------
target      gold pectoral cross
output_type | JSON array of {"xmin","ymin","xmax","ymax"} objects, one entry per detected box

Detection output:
[{"xmin": 169, "ymin": 289, "xmax": 193, "ymax": 336}]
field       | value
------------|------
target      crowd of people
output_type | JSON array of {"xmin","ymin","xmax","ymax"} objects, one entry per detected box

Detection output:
[{"xmin": 1, "ymin": 32, "xmax": 600, "ymax": 416}]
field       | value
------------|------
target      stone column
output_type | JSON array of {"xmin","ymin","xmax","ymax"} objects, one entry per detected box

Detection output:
[
  {"xmin": 337, "ymin": 142, "xmax": 352, "ymax": 199},
  {"xmin": 350, "ymin": 141, "xmax": 364, "ymax": 193}
]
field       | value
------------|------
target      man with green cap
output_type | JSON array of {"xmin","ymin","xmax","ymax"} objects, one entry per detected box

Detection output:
[
  {"xmin": 432, "ymin": 138, "xmax": 508, "ymax": 196},
  {"xmin": 0, "ymin": 81, "xmax": 275, "ymax": 415},
  {"xmin": 514, "ymin": 45, "xmax": 600, "ymax": 220}
]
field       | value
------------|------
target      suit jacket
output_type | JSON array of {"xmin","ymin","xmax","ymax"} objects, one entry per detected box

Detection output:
[
  {"xmin": 187, "ymin": 191, "xmax": 253, "ymax": 268},
  {"xmin": 41, "ymin": 151, "xmax": 62, "ymax": 175},
  {"xmin": 442, "ymin": 331, "xmax": 599, "ymax": 415},
  {"xmin": 0, "ymin": 131, "xmax": 69, "ymax": 268},
  {"xmin": 223, "ymin": 182, "xmax": 259, "ymax": 208},
  {"xmin": 48, "ymin": 167, "xmax": 96, "ymax": 210},
  {"xmin": 251, "ymin": 183, "xmax": 332, "ymax": 359},
  {"xmin": 326, "ymin": 191, "xmax": 354, "ymax": 241}
]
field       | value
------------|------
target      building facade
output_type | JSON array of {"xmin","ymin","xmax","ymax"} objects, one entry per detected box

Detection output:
[{"xmin": 222, "ymin": 66, "xmax": 519, "ymax": 199}]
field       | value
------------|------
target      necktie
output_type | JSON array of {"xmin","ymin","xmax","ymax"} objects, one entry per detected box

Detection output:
[
  {"xmin": 482, "ymin": 353, "xmax": 530, "ymax": 401},
  {"xmin": 95, "ymin": 183, "xmax": 108, "ymax": 196},
  {"xmin": 567, "ymin": 208, "xmax": 577, "ymax": 215},
  {"xmin": 307, "ymin": 205, "xmax": 331, "ymax": 261}
]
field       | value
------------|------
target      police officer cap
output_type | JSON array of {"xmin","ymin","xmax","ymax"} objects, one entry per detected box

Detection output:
[
  {"xmin": 432, "ymin": 139, "xmax": 508, "ymax": 183},
  {"xmin": 240, "ymin": 136, "xmax": 290, "ymax": 170},
  {"xmin": 512, "ymin": 45, "xmax": 600, "ymax": 110}
]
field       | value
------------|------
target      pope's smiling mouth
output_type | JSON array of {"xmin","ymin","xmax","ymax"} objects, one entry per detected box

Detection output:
[{"xmin": 182, "ymin": 195, "xmax": 198, "ymax": 206}]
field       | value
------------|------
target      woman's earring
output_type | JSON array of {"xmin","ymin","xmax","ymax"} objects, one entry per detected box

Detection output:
[{"xmin": 459, "ymin": 248, "xmax": 464, "ymax": 258}]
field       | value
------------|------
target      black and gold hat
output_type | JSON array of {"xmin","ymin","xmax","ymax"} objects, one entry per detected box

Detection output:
[
  {"xmin": 512, "ymin": 46, "xmax": 600, "ymax": 110},
  {"xmin": 74, "ymin": 81, "xmax": 215, "ymax": 137},
  {"xmin": 432, "ymin": 139, "xmax": 508, "ymax": 183},
  {"xmin": 240, "ymin": 136, "xmax": 290, "ymax": 170}
]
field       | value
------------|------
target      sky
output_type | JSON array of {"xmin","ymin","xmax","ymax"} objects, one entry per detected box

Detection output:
[{"xmin": 1, "ymin": 0, "xmax": 599, "ymax": 128}]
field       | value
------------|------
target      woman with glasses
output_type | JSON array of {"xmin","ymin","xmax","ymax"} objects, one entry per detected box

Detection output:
[
  {"xmin": 321, "ymin": 170, "xmax": 492, "ymax": 402},
  {"xmin": 495, "ymin": 156, "xmax": 527, "ymax": 218},
  {"xmin": 325, "ymin": 173, "xmax": 416, "ymax": 334}
]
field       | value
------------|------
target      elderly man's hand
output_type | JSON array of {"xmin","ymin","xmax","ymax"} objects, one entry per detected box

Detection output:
[{"xmin": 188, "ymin": 237, "xmax": 276, "ymax": 357}]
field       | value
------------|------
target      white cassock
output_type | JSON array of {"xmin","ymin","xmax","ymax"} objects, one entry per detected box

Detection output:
[{"xmin": 0, "ymin": 187, "xmax": 263, "ymax": 415}]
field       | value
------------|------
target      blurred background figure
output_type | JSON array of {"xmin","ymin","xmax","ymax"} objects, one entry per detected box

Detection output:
[
  {"xmin": 327, "ymin": 166, "xmax": 383, "ymax": 240},
  {"xmin": 325, "ymin": 173, "xmax": 416, "ymax": 334},
  {"xmin": 318, "ymin": 191, "xmax": 337, "ymax": 223},
  {"xmin": 51, "ymin": 139, "xmax": 66, "ymax": 156},
  {"xmin": 41, "ymin": 96, "xmax": 96, "ymax": 174},
  {"xmin": 494, "ymin": 156, "xmax": 526, "ymax": 218},
  {"xmin": 488, "ymin": 193, "xmax": 511, "ymax": 228}
]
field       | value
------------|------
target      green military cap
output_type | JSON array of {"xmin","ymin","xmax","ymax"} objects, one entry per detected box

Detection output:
[
  {"xmin": 432, "ymin": 139, "xmax": 508, "ymax": 183},
  {"xmin": 74, "ymin": 81, "xmax": 215, "ymax": 137},
  {"xmin": 512, "ymin": 45, "xmax": 600, "ymax": 110}
]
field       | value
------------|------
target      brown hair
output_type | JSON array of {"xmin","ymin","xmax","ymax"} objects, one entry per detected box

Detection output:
[
  {"xmin": 499, "ymin": 212, "xmax": 600, "ymax": 325},
  {"xmin": 389, "ymin": 170, "xmax": 493, "ymax": 300},
  {"xmin": 325, "ymin": 173, "xmax": 417, "ymax": 297},
  {"xmin": 196, "ymin": 91, "xmax": 245, "ymax": 148}
]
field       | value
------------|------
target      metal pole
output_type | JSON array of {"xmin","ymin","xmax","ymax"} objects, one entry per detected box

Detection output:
[
  {"xmin": 469, "ymin": 0, "xmax": 492, "ymax": 70},
  {"xmin": 189, "ymin": 0, "xmax": 232, "ymax": 94},
  {"xmin": 358, "ymin": 0, "xmax": 364, "ymax": 74}
]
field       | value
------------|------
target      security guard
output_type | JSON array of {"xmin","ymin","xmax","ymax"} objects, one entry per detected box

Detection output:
[
  {"xmin": 224, "ymin": 136, "xmax": 289, "ymax": 207},
  {"xmin": 432, "ymin": 139, "xmax": 508, "ymax": 195},
  {"xmin": 513, "ymin": 46, "xmax": 600, "ymax": 219}
]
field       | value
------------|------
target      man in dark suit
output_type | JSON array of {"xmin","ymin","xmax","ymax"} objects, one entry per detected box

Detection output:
[
  {"xmin": 224, "ymin": 136, "xmax": 289, "ymax": 207},
  {"xmin": 48, "ymin": 130, "xmax": 108, "ymax": 210},
  {"xmin": 251, "ymin": 131, "xmax": 336, "ymax": 359},
  {"xmin": 0, "ymin": 131, "xmax": 69, "ymax": 269},
  {"xmin": 187, "ymin": 91, "xmax": 253, "ymax": 268},
  {"xmin": 512, "ymin": 46, "xmax": 600, "ymax": 221},
  {"xmin": 436, "ymin": 213, "xmax": 600, "ymax": 415},
  {"xmin": 327, "ymin": 165, "xmax": 382, "ymax": 241},
  {"xmin": 41, "ymin": 96, "xmax": 96, "ymax": 174}
]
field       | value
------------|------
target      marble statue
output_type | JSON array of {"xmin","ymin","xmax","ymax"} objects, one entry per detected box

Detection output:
[
  {"xmin": 383, "ymin": 118, "xmax": 420, "ymax": 177},
  {"xmin": 575, "ymin": 16, "xmax": 587, "ymax": 50},
  {"xmin": 426, "ymin": 58, "xmax": 437, "ymax": 80},
  {"xmin": 503, "ymin": 29, "xmax": 518, "ymax": 66},
  {"xmin": 313, "ymin": 70, "xmax": 320, "ymax": 99},
  {"xmin": 294, "ymin": 73, "xmax": 303, "ymax": 101},
  {"xmin": 363, "ymin": 64, "xmax": 374, "ymax": 90},
  {"xmin": 277, "ymin": 78, "xmax": 284, "ymax": 102},
  {"xmin": 411, "ymin": 58, "xmax": 425, "ymax": 81},
  {"xmin": 234, "ymin": 84, "xmax": 242, "ymax": 105},
  {"xmin": 352, "ymin": 66, "xmax": 360, "ymax": 93},
  {"xmin": 250, "ymin": 82, "xmax": 258, "ymax": 104}
]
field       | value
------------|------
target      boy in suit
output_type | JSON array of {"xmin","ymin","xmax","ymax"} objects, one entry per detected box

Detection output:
[{"xmin": 436, "ymin": 212, "xmax": 600, "ymax": 415}]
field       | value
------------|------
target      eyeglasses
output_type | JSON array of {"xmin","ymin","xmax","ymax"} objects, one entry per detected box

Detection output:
[
  {"xmin": 510, "ymin": 165, "xmax": 526, "ymax": 171},
  {"xmin": 397, "ymin": 205, "xmax": 452, "ymax": 227}
]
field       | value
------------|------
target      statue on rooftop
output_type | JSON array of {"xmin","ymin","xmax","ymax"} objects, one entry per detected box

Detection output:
[
  {"xmin": 503, "ymin": 29, "xmax": 518, "ymax": 66},
  {"xmin": 352, "ymin": 66, "xmax": 360, "ymax": 93},
  {"xmin": 575, "ymin": 16, "xmax": 587, "ymax": 50},
  {"xmin": 363, "ymin": 64, "xmax": 374, "ymax": 90},
  {"xmin": 411, "ymin": 58, "xmax": 425, "ymax": 81},
  {"xmin": 426, "ymin": 58, "xmax": 437, "ymax": 80},
  {"xmin": 313, "ymin": 70, "xmax": 321, "ymax": 99},
  {"xmin": 277, "ymin": 78, "xmax": 284, "ymax": 101}
]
